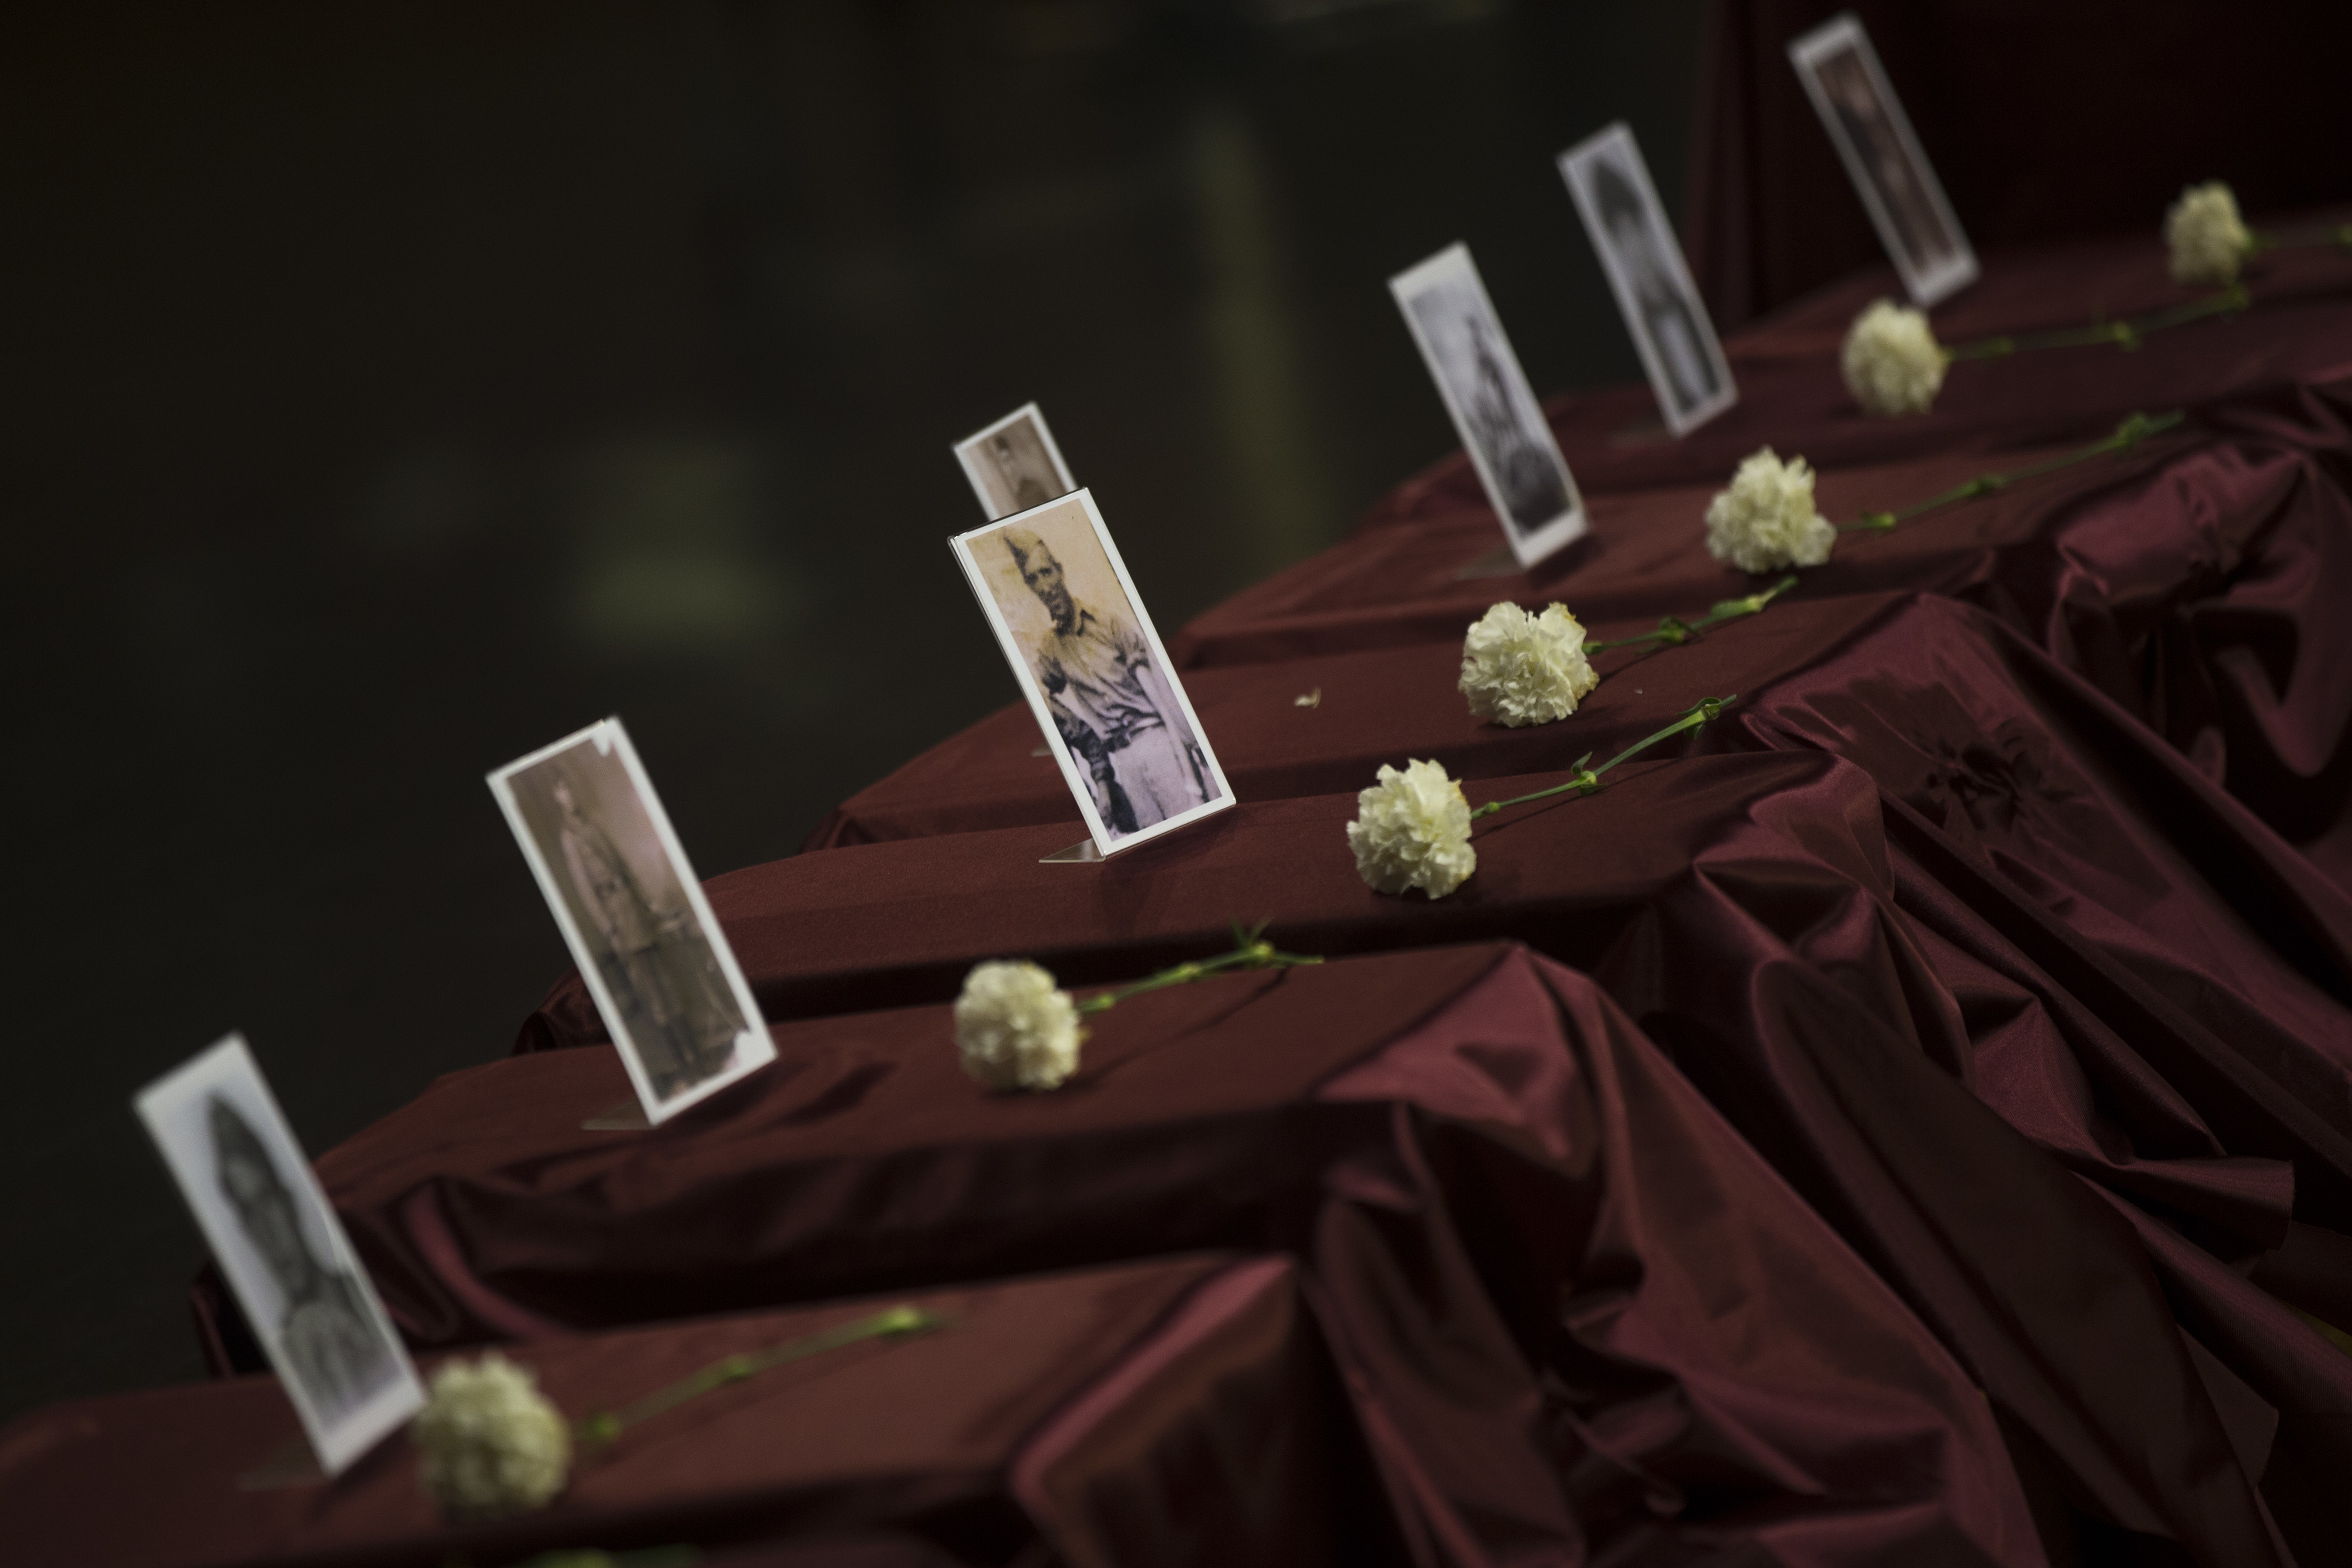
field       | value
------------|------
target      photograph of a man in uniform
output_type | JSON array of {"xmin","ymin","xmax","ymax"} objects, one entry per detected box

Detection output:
[
  {"xmin": 491, "ymin": 720, "xmax": 771, "ymax": 1123},
  {"xmin": 521, "ymin": 752, "xmax": 749, "ymax": 1101},
  {"xmin": 1814, "ymin": 46, "xmax": 1955, "ymax": 275},
  {"xmin": 1561, "ymin": 124, "xmax": 1734, "ymax": 434},
  {"xmin": 954, "ymin": 491, "xmax": 1232, "ymax": 855},
  {"xmin": 1005, "ymin": 525, "xmax": 1208, "ymax": 835},
  {"xmin": 993, "ymin": 432, "xmax": 1057, "ymax": 513},
  {"xmin": 954, "ymin": 403, "xmax": 1076, "ymax": 522},
  {"xmin": 1389, "ymin": 245, "xmax": 1584, "ymax": 568},
  {"xmin": 1594, "ymin": 160, "xmax": 1717, "ymax": 415},
  {"xmin": 1403, "ymin": 282, "xmax": 1570, "ymax": 536},
  {"xmin": 1789, "ymin": 18, "xmax": 1975, "ymax": 305},
  {"xmin": 136, "ymin": 1033, "xmax": 424, "ymax": 1472},
  {"xmin": 211, "ymin": 1095, "xmax": 396, "ymax": 1421}
]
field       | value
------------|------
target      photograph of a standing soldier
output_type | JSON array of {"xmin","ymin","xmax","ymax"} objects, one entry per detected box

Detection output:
[
  {"xmin": 1002, "ymin": 524, "xmax": 1208, "ymax": 837},
  {"xmin": 541, "ymin": 763, "xmax": 747, "ymax": 1099}
]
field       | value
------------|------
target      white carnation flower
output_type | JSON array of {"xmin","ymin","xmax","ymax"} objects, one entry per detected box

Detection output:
[
  {"xmin": 1705, "ymin": 447, "xmax": 1835, "ymax": 574},
  {"xmin": 2166, "ymin": 181, "xmax": 2252, "ymax": 286},
  {"xmin": 1347, "ymin": 759, "xmax": 1475, "ymax": 899},
  {"xmin": 1459, "ymin": 602, "xmax": 1599, "ymax": 728},
  {"xmin": 954, "ymin": 961, "xmax": 1082, "ymax": 1091},
  {"xmin": 413, "ymin": 1353, "xmax": 570, "ymax": 1516},
  {"xmin": 1841, "ymin": 298, "xmax": 1947, "ymax": 417}
]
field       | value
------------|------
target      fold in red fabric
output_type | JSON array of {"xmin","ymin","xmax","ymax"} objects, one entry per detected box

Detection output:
[
  {"xmin": 806, "ymin": 592, "xmax": 1894, "ymax": 850},
  {"xmin": 524, "ymin": 587, "xmax": 2352, "ymax": 1560},
  {"xmin": 1493, "ymin": 221, "xmax": 2352, "ymax": 504},
  {"xmin": 1182, "ymin": 384, "xmax": 2352, "ymax": 672},
  {"xmin": 319, "ymin": 945, "xmax": 2040, "ymax": 1566},
  {"xmin": 146, "ymin": 216, "xmax": 2352, "ymax": 1568},
  {"xmin": 838, "ymin": 391, "xmax": 2352, "ymax": 910},
  {"xmin": 6, "ymin": 1256, "xmax": 1397, "ymax": 1568}
]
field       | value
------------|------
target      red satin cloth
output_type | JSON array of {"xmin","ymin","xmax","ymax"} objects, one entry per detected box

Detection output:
[
  {"xmin": 153, "ymin": 218, "xmax": 2352, "ymax": 1567},
  {"xmin": 1182, "ymin": 383, "xmax": 2352, "ymax": 671},
  {"xmin": 1363, "ymin": 232, "xmax": 2352, "ymax": 512},
  {"xmin": 316, "ymin": 946, "xmax": 2038, "ymax": 1566},
  {"xmin": 827, "ymin": 395, "xmax": 2352, "ymax": 887},
  {"xmin": 1680, "ymin": 2, "xmax": 2352, "ymax": 329},
  {"xmin": 8, "ymin": 1255, "xmax": 1388, "ymax": 1568},
  {"xmin": 526, "ymin": 591, "xmax": 2352, "ymax": 1561}
]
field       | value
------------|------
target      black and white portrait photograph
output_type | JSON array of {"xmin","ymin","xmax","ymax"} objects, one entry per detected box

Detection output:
[
  {"xmin": 490, "ymin": 718, "xmax": 774, "ymax": 1122},
  {"xmin": 1390, "ymin": 243, "xmax": 1586, "ymax": 568},
  {"xmin": 952, "ymin": 490, "xmax": 1233, "ymax": 856},
  {"xmin": 1560, "ymin": 123, "xmax": 1737, "ymax": 435},
  {"xmin": 1789, "ymin": 15, "xmax": 1978, "ymax": 306},
  {"xmin": 134, "ymin": 1035, "xmax": 422, "ymax": 1474},
  {"xmin": 953, "ymin": 402, "xmax": 1077, "ymax": 522}
]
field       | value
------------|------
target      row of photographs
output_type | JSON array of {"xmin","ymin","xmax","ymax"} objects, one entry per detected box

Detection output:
[
  {"xmin": 131, "ymin": 14, "xmax": 1976, "ymax": 1483},
  {"xmin": 956, "ymin": 11, "xmax": 1975, "ymax": 566}
]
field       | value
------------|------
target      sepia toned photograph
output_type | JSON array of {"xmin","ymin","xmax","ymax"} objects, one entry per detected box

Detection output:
[
  {"xmin": 953, "ymin": 402, "xmax": 1077, "ymax": 522},
  {"xmin": 952, "ymin": 489, "xmax": 1233, "ymax": 856},
  {"xmin": 1390, "ymin": 243, "xmax": 1586, "ymax": 568},
  {"xmin": 135, "ymin": 1034, "xmax": 423, "ymax": 1474},
  {"xmin": 490, "ymin": 717, "xmax": 774, "ymax": 1122},
  {"xmin": 1789, "ymin": 14, "xmax": 1978, "ymax": 306},
  {"xmin": 1560, "ymin": 123, "xmax": 1737, "ymax": 436}
]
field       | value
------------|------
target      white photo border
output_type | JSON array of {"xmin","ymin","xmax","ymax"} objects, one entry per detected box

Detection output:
[
  {"xmin": 952, "ymin": 401, "xmax": 1078, "ymax": 523},
  {"xmin": 134, "ymin": 1033, "xmax": 425, "ymax": 1475},
  {"xmin": 1787, "ymin": 13, "xmax": 1978, "ymax": 307},
  {"xmin": 1558, "ymin": 122, "xmax": 1738, "ymax": 437},
  {"xmin": 487, "ymin": 716, "xmax": 776, "ymax": 1125},
  {"xmin": 1389, "ymin": 243, "xmax": 1587, "ymax": 569},
  {"xmin": 950, "ymin": 488, "xmax": 1236, "ymax": 858}
]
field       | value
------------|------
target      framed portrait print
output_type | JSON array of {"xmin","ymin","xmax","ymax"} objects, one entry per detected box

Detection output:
[
  {"xmin": 489, "ymin": 717, "xmax": 775, "ymax": 1124},
  {"xmin": 953, "ymin": 402, "xmax": 1078, "ymax": 523},
  {"xmin": 1390, "ymin": 243, "xmax": 1587, "ymax": 569},
  {"xmin": 951, "ymin": 489, "xmax": 1234, "ymax": 857},
  {"xmin": 136, "ymin": 1034, "xmax": 424, "ymax": 1474},
  {"xmin": 1560, "ymin": 122, "xmax": 1737, "ymax": 435},
  {"xmin": 1789, "ymin": 13, "xmax": 1978, "ymax": 306}
]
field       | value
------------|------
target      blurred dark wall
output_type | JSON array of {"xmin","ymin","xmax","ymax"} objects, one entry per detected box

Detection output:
[{"xmin": 5, "ymin": 0, "xmax": 1708, "ymax": 1418}]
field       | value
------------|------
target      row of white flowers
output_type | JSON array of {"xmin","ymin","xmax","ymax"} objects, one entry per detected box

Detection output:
[
  {"xmin": 1842, "ymin": 182, "xmax": 2259, "ymax": 418},
  {"xmin": 385, "ymin": 180, "xmax": 2278, "ymax": 1533}
]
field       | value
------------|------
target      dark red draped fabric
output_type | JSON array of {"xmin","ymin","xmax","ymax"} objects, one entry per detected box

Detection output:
[
  {"xmin": 840, "ymin": 394, "xmax": 2352, "ymax": 897},
  {"xmin": 313, "ymin": 946, "xmax": 2039, "ymax": 1566},
  {"xmin": 97, "ymin": 195, "xmax": 2352, "ymax": 1567},
  {"xmin": 521, "ymin": 584, "xmax": 2352, "ymax": 1560},
  {"xmin": 7, "ymin": 1256, "xmax": 1394, "ymax": 1568},
  {"xmin": 1191, "ymin": 381, "xmax": 2352, "ymax": 672},
  {"xmin": 1681, "ymin": 2, "xmax": 2352, "ymax": 329},
  {"xmin": 1355, "ymin": 230, "xmax": 2352, "ymax": 512}
]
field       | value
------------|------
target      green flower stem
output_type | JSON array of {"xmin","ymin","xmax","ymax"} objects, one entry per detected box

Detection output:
[
  {"xmin": 2249, "ymin": 224, "xmax": 2352, "ymax": 254},
  {"xmin": 573, "ymin": 1304, "xmax": 940, "ymax": 1447},
  {"xmin": 1469, "ymin": 695, "xmax": 1737, "ymax": 820},
  {"xmin": 1841, "ymin": 409, "xmax": 2185, "ymax": 534},
  {"xmin": 1944, "ymin": 285, "xmax": 2249, "ymax": 361},
  {"xmin": 1582, "ymin": 575, "xmax": 1799, "ymax": 654},
  {"xmin": 1075, "ymin": 924, "xmax": 1323, "ymax": 1016}
]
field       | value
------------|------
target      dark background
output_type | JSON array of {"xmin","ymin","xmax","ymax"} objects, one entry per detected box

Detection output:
[{"xmin": 7, "ymin": 0, "xmax": 1709, "ymax": 1418}]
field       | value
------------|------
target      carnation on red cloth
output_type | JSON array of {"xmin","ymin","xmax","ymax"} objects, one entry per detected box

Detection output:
[
  {"xmin": 295, "ymin": 945, "xmax": 2043, "ymax": 1565},
  {"xmin": 1344, "ymin": 223, "xmax": 2352, "ymax": 513},
  {"xmin": 512, "ymin": 590, "xmax": 2352, "ymax": 1561},
  {"xmin": 13, "ymin": 1257, "xmax": 1391, "ymax": 1568},
  {"xmin": 1841, "ymin": 298, "xmax": 1946, "ymax": 416},
  {"xmin": 1457, "ymin": 600, "xmax": 1599, "ymax": 726},
  {"xmin": 1177, "ymin": 384, "xmax": 2352, "ymax": 674},
  {"xmin": 2168, "ymin": 181, "xmax": 2255, "ymax": 286},
  {"xmin": 817, "ymin": 392, "xmax": 2352, "ymax": 901}
]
